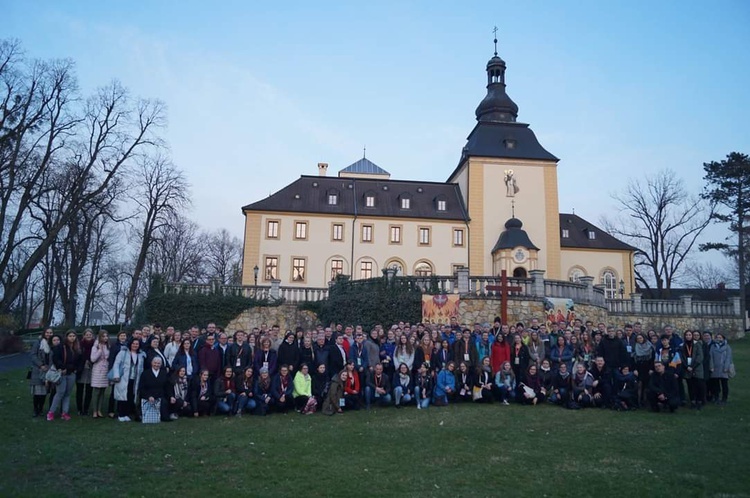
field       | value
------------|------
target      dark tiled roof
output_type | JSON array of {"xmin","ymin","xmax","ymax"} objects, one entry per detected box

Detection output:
[
  {"xmin": 638, "ymin": 288, "xmax": 741, "ymax": 302},
  {"xmin": 559, "ymin": 213, "xmax": 636, "ymax": 251},
  {"xmin": 339, "ymin": 158, "xmax": 389, "ymax": 176},
  {"xmin": 243, "ymin": 176, "xmax": 469, "ymax": 221},
  {"xmin": 492, "ymin": 217, "xmax": 539, "ymax": 252}
]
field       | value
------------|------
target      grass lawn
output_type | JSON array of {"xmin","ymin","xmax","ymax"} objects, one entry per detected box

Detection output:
[{"xmin": 1, "ymin": 342, "xmax": 748, "ymax": 498}]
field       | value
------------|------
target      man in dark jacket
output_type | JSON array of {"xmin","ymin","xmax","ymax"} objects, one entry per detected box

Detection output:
[
  {"xmin": 597, "ymin": 327, "xmax": 627, "ymax": 370},
  {"xmin": 328, "ymin": 335, "xmax": 347, "ymax": 378},
  {"xmin": 647, "ymin": 361, "xmax": 679, "ymax": 412},
  {"xmin": 589, "ymin": 356, "xmax": 613, "ymax": 408},
  {"xmin": 277, "ymin": 332, "xmax": 300, "ymax": 374},
  {"xmin": 139, "ymin": 356, "xmax": 170, "ymax": 421},
  {"xmin": 198, "ymin": 336, "xmax": 221, "ymax": 381},
  {"xmin": 365, "ymin": 363, "xmax": 392, "ymax": 409},
  {"xmin": 313, "ymin": 335, "xmax": 330, "ymax": 375},
  {"xmin": 228, "ymin": 331, "xmax": 252, "ymax": 375}
]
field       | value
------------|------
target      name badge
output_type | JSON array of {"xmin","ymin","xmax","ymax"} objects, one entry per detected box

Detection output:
[
  {"xmin": 514, "ymin": 357, "xmax": 520, "ymax": 365},
  {"xmin": 626, "ymin": 346, "xmax": 632, "ymax": 353},
  {"xmin": 460, "ymin": 389, "xmax": 466, "ymax": 396},
  {"xmin": 357, "ymin": 358, "xmax": 362, "ymax": 367},
  {"xmin": 263, "ymin": 362, "xmax": 269, "ymax": 370},
  {"xmin": 339, "ymin": 398, "xmax": 345, "ymax": 407},
  {"xmin": 464, "ymin": 354, "xmax": 470, "ymax": 361},
  {"xmin": 236, "ymin": 358, "xmax": 241, "ymax": 367},
  {"xmin": 687, "ymin": 358, "xmax": 692, "ymax": 366},
  {"xmin": 584, "ymin": 354, "xmax": 590, "ymax": 362}
]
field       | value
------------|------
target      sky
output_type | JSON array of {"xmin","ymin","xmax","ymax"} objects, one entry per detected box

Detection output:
[{"xmin": 5, "ymin": 0, "xmax": 750, "ymax": 271}]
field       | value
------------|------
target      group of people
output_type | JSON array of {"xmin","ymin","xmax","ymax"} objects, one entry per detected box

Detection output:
[{"xmin": 29, "ymin": 316, "xmax": 735, "ymax": 422}]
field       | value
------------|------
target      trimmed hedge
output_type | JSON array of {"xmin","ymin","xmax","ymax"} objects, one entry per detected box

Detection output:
[
  {"xmin": 135, "ymin": 292, "xmax": 275, "ymax": 330},
  {"xmin": 313, "ymin": 276, "xmax": 422, "ymax": 330}
]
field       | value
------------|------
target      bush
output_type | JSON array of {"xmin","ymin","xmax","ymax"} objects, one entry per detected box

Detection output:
[
  {"xmin": 315, "ymin": 277, "xmax": 421, "ymax": 329},
  {"xmin": 135, "ymin": 292, "xmax": 276, "ymax": 330}
]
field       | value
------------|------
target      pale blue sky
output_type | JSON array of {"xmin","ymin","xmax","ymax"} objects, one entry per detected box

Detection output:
[{"xmin": 6, "ymin": 1, "xmax": 750, "ymax": 259}]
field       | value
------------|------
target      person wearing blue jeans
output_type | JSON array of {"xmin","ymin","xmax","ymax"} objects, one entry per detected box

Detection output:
[
  {"xmin": 393, "ymin": 363, "xmax": 414, "ymax": 408},
  {"xmin": 235, "ymin": 366, "xmax": 257, "ymax": 416},
  {"xmin": 365, "ymin": 363, "xmax": 392, "ymax": 409},
  {"xmin": 434, "ymin": 362, "xmax": 456, "ymax": 406},
  {"xmin": 214, "ymin": 367, "xmax": 238, "ymax": 415},
  {"xmin": 414, "ymin": 362, "xmax": 433, "ymax": 409}
]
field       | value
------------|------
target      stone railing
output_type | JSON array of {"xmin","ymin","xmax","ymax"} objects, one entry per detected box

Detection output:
[
  {"xmin": 163, "ymin": 281, "xmax": 328, "ymax": 302},
  {"xmin": 607, "ymin": 293, "xmax": 740, "ymax": 317}
]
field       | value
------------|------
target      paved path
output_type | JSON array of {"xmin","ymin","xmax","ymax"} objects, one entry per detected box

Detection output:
[{"xmin": 0, "ymin": 353, "xmax": 29, "ymax": 373}]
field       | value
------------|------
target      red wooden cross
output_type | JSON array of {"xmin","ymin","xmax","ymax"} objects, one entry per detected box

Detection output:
[{"xmin": 485, "ymin": 269, "xmax": 523, "ymax": 325}]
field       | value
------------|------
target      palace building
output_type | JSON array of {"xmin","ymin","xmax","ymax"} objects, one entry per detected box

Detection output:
[{"xmin": 240, "ymin": 48, "xmax": 636, "ymax": 298}]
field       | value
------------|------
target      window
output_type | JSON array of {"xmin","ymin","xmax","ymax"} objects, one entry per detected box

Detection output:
[
  {"xmin": 390, "ymin": 225, "xmax": 402, "ymax": 244},
  {"xmin": 453, "ymin": 228, "xmax": 464, "ymax": 247},
  {"xmin": 401, "ymin": 197, "xmax": 411, "ymax": 209},
  {"xmin": 266, "ymin": 220, "xmax": 279, "ymax": 239},
  {"xmin": 414, "ymin": 261, "xmax": 433, "ymax": 277},
  {"xmin": 419, "ymin": 227, "xmax": 431, "ymax": 245},
  {"xmin": 385, "ymin": 260, "xmax": 404, "ymax": 276},
  {"xmin": 295, "ymin": 221, "xmax": 308, "ymax": 240},
  {"xmin": 332, "ymin": 223, "xmax": 343, "ymax": 241},
  {"xmin": 365, "ymin": 195, "xmax": 375, "ymax": 207},
  {"xmin": 362, "ymin": 224, "xmax": 373, "ymax": 243},
  {"xmin": 328, "ymin": 193, "xmax": 338, "ymax": 205},
  {"xmin": 601, "ymin": 270, "xmax": 617, "ymax": 299},
  {"xmin": 569, "ymin": 267, "xmax": 585, "ymax": 283},
  {"xmin": 588, "ymin": 230, "xmax": 596, "ymax": 240},
  {"xmin": 360, "ymin": 261, "xmax": 373, "ymax": 279},
  {"xmin": 562, "ymin": 229, "xmax": 569, "ymax": 238},
  {"xmin": 437, "ymin": 200, "xmax": 447, "ymax": 211},
  {"xmin": 331, "ymin": 259, "xmax": 344, "ymax": 281},
  {"xmin": 292, "ymin": 258, "xmax": 306, "ymax": 282},
  {"xmin": 264, "ymin": 257, "xmax": 278, "ymax": 280},
  {"xmin": 451, "ymin": 264, "xmax": 465, "ymax": 274}
]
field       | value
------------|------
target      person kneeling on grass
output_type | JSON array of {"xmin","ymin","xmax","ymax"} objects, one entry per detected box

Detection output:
[
  {"xmin": 343, "ymin": 362, "xmax": 362, "ymax": 410},
  {"xmin": 455, "ymin": 361, "xmax": 474, "ymax": 402},
  {"xmin": 549, "ymin": 362, "xmax": 571, "ymax": 405},
  {"xmin": 293, "ymin": 363, "xmax": 317, "ymax": 414},
  {"xmin": 473, "ymin": 357, "xmax": 493, "ymax": 403},
  {"xmin": 414, "ymin": 362, "xmax": 433, "ymax": 409},
  {"xmin": 519, "ymin": 364, "xmax": 546, "ymax": 405},
  {"xmin": 614, "ymin": 365, "xmax": 638, "ymax": 411},
  {"xmin": 271, "ymin": 364, "xmax": 295, "ymax": 413},
  {"xmin": 393, "ymin": 363, "xmax": 415, "ymax": 408},
  {"xmin": 647, "ymin": 361, "xmax": 679, "ymax": 413},
  {"xmin": 235, "ymin": 366, "xmax": 257, "ymax": 416},
  {"xmin": 168, "ymin": 367, "xmax": 192, "ymax": 420},
  {"xmin": 312, "ymin": 363, "xmax": 330, "ymax": 407},
  {"xmin": 191, "ymin": 369, "xmax": 215, "ymax": 417},
  {"xmin": 214, "ymin": 366, "xmax": 237, "ymax": 415},
  {"xmin": 322, "ymin": 370, "xmax": 347, "ymax": 415},
  {"xmin": 492, "ymin": 361, "xmax": 516, "ymax": 405},
  {"xmin": 255, "ymin": 367, "xmax": 274, "ymax": 415},
  {"xmin": 434, "ymin": 361, "xmax": 456, "ymax": 406},
  {"xmin": 139, "ymin": 356, "xmax": 170, "ymax": 423},
  {"xmin": 365, "ymin": 363, "xmax": 392, "ymax": 409},
  {"xmin": 572, "ymin": 363, "xmax": 594, "ymax": 408}
]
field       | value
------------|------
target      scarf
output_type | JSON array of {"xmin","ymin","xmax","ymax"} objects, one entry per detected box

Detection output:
[
  {"xmin": 634, "ymin": 341, "xmax": 653, "ymax": 359},
  {"xmin": 558, "ymin": 370, "xmax": 570, "ymax": 380},
  {"xmin": 399, "ymin": 372, "xmax": 410, "ymax": 387},
  {"xmin": 540, "ymin": 365, "xmax": 551, "ymax": 373},
  {"xmin": 259, "ymin": 376, "xmax": 271, "ymax": 391},
  {"xmin": 39, "ymin": 338, "xmax": 50, "ymax": 354}
]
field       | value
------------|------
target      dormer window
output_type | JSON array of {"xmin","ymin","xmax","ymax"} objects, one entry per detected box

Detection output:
[
  {"xmin": 504, "ymin": 138, "xmax": 516, "ymax": 149},
  {"xmin": 327, "ymin": 189, "xmax": 340, "ymax": 206},
  {"xmin": 588, "ymin": 230, "xmax": 596, "ymax": 240},
  {"xmin": 437, "ymin": 200, "xmax": 446, "ymax": 211},
  {"xmin": 399, "ymin": 194, "xmax": 411, "ymax": 209},
  {"xmin": 562, "ymin": 229, "xmax": 569, "ymax": 238},
  {"xmin": 363, "ymin": 191, "xmax": 376, "ymax": 208}
]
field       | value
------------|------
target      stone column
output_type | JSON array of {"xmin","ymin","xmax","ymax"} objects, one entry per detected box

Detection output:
[
  {"xmin": 529, "ymin": 269, "xmax": 545, "ymax": 298},
  {"xmin": 631, "ymin": 293, "xmax": 642, "ymax": 314},
  {"xmin": 681, "ymin": 295, "xmax": 693, "ymax": 315},
  {"xmin": 730, "ymin": 295, "xmax": 742, "ymax": 316},
  {"xmin": 580, "ymin": 276, "xmax": 595, "ymax": 304},
  {"xmin": 457, "ymin": 267, "xmax": 470, "ymax": 294},
  {"xmin": 270, "ymin": 279, "xmax": 281, "ymax": 299}
]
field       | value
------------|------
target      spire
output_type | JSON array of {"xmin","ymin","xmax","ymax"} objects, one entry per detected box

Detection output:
[{"xmin": 474, "ymin": 30, "xmax": 519, "ymax": 124}]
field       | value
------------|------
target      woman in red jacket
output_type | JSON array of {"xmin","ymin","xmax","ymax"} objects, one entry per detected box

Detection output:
[
  {"xmin": 343, "ymin": 361, "xmax": 361, "ymax": 410},
  {"xmin": 490, "ymin": 333, "xmax": 510, "ymax": 374}
]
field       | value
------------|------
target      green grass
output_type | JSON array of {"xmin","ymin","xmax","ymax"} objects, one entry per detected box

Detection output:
[{"xmin": 1, "ymin": 342, "xmax": 749, "ymax": 498}]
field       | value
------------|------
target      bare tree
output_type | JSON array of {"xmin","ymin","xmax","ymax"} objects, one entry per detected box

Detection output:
[
  {"xmin": 682, "ymin": 260, "xmax": 736, "ymax": 289},
  {"xmin": 124, "ymin": 156, "xmax": 189, "ymax": 322},
  {"xmin": 602, "ymin": 170, "xmax": 712, "ymax": 297},
  {"xmin": 205, "ymin": 228, "xmax": 242, "ymax": 285},
  {"xmin": 146, "ymin": 211, "xmax": 205, "ymax": 283},
  {"xmin": 0, "ymin": 40, "xmax": 165, "ymax": 313}
]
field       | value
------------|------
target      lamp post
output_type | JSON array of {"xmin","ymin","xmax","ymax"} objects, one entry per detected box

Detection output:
[
  {"xmin": 253, "ymin": 265, "xmax": 259, "ymax": 296},
  {"xmin": 619, "ymin": 279, "xmax": 625, "ymax": 298}
]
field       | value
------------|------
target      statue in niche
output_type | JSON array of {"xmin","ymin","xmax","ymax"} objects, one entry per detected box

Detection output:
[{"xmin": 504, "ymin": 169, "xmax": 519, "ymax": 197}]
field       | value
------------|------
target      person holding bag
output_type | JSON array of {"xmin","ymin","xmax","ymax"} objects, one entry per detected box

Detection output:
[
  {"xmin": 112, "ymin": 339, "xmax": 145, "ymax": 422},
  {"xmin": 47, "ymin": 331, "xmax": 82, "ymax": 421},
  {"xmin": 139, "ymin": 356, "xmax": 169, "ymax": 423},
  {"xmin": 29, "ymin": 328, "xmax": 53, "ymax": 418},
  {"xmin": 89, "ymin": 331, "xmax": 110, "ymax": 418}
]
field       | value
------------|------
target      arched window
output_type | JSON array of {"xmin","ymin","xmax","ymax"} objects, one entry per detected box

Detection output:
[
  {"xmin": 601, "ymin": 269, "xmax": 617, "ymax": 299},
  {"xmin": 568, "ymin": 267, "xmax": 586, "ymax": 283},
  {"xmin": 513, "ymin": 267, "xmax": 527, "ymax": 278},
  {"xmin": 384, "ymin": 258, "xmax": 405, "ymax": 276},
  {"xmin": 414, "ymin": 261, "xmax": 433, "ymax": 277}
]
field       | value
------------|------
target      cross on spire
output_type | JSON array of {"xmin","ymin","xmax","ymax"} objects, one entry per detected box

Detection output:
[
  {"xmin": 492, "ymin": 26, "xmax": 498, "ymax": 56},
  {"xmin": 363, "ymin": 145, "xmax": 366, "ymax": 158},
  {"xmin": 511, "ymin": 199, "xmax": 515, "ymax": 217}
]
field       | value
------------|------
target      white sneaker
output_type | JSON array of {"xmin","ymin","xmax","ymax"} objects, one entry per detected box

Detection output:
[
  {"xmin": 502, "ymin": 400, "xmax": 509, "ymax": 406},
  {"xmin": 122, "ymin": 416, "xmax": 132, "ymax": 422},
  {"xmin": 169, "ymin": 414, "xmax": 179, "ymax": 421},
  {"xmin": 117, "ymin": 416, "xmax": 127, "ymax": 422},
  {"xmin": 417, "ymin": 404, "xmax": 421, "ymax": 410}
]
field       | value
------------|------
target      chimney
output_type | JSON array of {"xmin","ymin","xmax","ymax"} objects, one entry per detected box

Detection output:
[{"xmin": 317, "ymin": 162, "xmax": 328, "ymax": 177}]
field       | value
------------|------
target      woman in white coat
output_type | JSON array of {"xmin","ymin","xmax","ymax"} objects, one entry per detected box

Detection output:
[{"xmin": 112, "ymin": 339, "xmax": 145, "ymax": 422}]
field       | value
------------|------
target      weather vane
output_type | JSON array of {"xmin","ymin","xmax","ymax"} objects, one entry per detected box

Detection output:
[{"xmin": 493, "ymin": 26, "xmax": 498, "ymax": 56}]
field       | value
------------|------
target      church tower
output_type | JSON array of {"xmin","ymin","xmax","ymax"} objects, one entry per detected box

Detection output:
[{"xmin": 447, "ymin": 41, "xmax": 562, "ymax": 278}]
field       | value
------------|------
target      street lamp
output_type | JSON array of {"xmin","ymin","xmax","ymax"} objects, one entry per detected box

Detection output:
[
  {"xmin": 253, "ymin": 265, "xmax": 259, "ymax": 295},
  {"xmin": 619, "ymin": 279, "xmax": 625, "ymax": 298}
]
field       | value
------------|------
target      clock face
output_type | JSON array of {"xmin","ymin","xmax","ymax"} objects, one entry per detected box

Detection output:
[{"xmin": 513, "ymin": 248, "xmax": 527, "ymax": 263}]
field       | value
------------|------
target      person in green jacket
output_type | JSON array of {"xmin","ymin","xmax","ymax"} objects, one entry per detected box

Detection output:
[
  {"xmin": 681, "ymin": 331, "xmax": 705, "ymax": 410},
  {"xmin": 293, "ymin": 363, "xmax": 316, "ymax": 414}
]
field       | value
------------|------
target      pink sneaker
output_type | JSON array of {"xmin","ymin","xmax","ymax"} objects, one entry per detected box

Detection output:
[
  {"xmin": 61, "ymin": 413, "xmax": 71, "ymax": 421},
  {"xmin": 46, "ymin": 412, "xmax": 54, "ymax": 421}
]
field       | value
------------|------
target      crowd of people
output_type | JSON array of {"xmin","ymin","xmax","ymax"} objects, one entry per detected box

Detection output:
[{"xmin": 29, "ymin": 316, "xmax": 735, "ymax": 422}]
